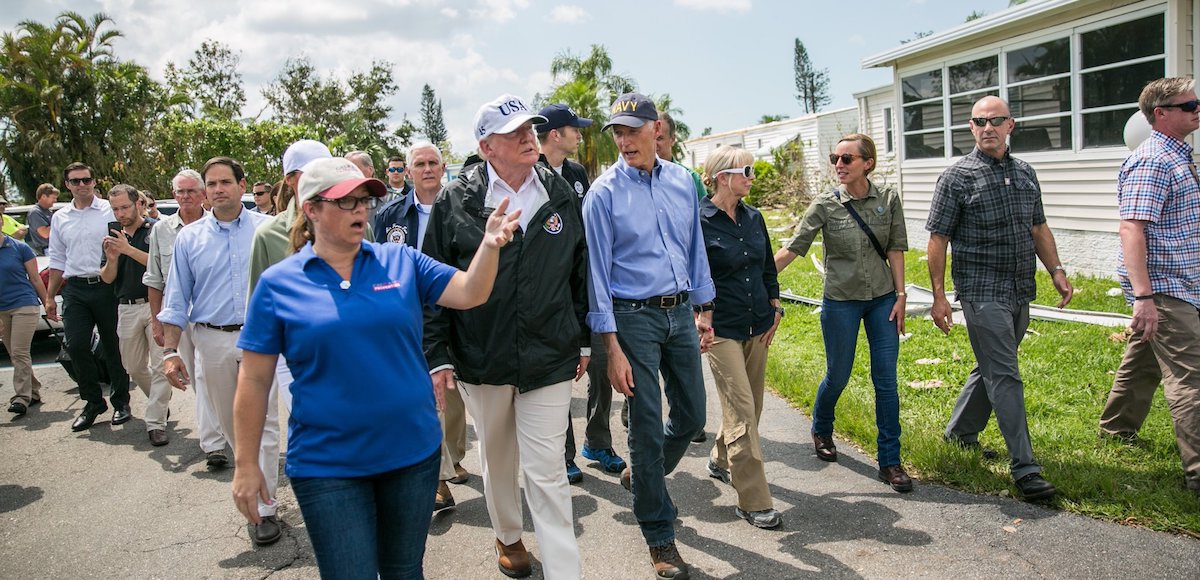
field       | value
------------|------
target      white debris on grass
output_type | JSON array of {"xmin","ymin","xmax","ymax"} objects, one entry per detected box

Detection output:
[
  {"xmin": 915, "ymin": 358, "xmax": 943, "ymax": 365},
  {"xmin": 1106, "ymin": 287, "xmax": 1124, "ymax": 297},
  {"xmin": 908, "ymin": 380, "xmax": 945, "ymax": 389}
]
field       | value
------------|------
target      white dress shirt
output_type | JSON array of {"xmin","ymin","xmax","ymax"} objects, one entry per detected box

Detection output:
[
  {"xmin": 47, "ymin": 195, "xmax": 115, "ymax": 278},
  {"xmin": 484, "ymin": 162, "xmax": 548, "ymax": 232}
]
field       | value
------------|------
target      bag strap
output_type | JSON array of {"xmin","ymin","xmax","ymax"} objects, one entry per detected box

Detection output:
[{"xmin": 838, "ymin": 193, "xmax": 888, "ymax": 262}]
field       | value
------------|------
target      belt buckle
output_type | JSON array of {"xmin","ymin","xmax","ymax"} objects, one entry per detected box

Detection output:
[{"xmin": 660, "ymin": 294, "xmax": 678, "ymax": 308}]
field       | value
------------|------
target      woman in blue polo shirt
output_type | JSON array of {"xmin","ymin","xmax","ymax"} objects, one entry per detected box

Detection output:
[
  {"xmin": 232, "ymin": 158, "xmax": 520, "ymax": 579},
  {"xmin": 1, "ymin": 234, "xmax": 56, "ymax": 415}
]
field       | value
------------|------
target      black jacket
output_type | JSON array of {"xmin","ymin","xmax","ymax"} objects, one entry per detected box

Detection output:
[
  {"xmin": 537, "ymin": 154, "xmax": 591, "ymax": 201},
  {"xmin": 423, "ymin": 162, "xmax": 590, "ymax": 392}
]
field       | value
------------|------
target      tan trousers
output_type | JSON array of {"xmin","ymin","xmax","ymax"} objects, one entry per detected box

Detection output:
[
  {"xmin": 116, "ymin": 303, "xmax": 173, "ymax": 430},
  {"xmin": 1103, "ymin": 296, "xmax": 1200, "ymax": 488},
  {"xmin": 438, "ymin": 385, "xmax": 467, "ymax": 481},
  {"xmin": 707, "ymin": 336, "xmax": 774, "ymax": 512},
  {"xmin": 192, "ymin": 325, "xmax": 281, "ymax": 516},
  {"xmin": 459, "ymin": 379, "xmax": 580, "ymax": 580},
  {"xmin": 1099, "ymin": 328, "xmax": 1168, "ymax": 436},
  {"xmin": 1, "ymin": 305, "xmax": 41, "ymax": 406}
]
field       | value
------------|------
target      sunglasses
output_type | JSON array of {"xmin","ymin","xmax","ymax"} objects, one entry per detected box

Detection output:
[
  {"xmin": 829, "ymin": 153, "xmax": 865, "ymax": 165},
  {"xmin": 67, "ymin": 177, "xmax": 96, "ymax": 186},
  {"xmin": 387, "ymin": 167, "xmax": 405, "ymax": 173},
  {"xmin": 969, "ymin": 116, "xmax": 1010, "ymax": 127},
  {"xmin": 717, "ymin": 165, "xmax": 753, "ymax": 178},
  {"xmin": 253, "ymin": 190, "xmax": 269, "ymax": 196},
  {"xmin": 315, "ymin": 196, "xmax": 378, "ymax": 211},
  {"xmin": 1159, "ymin": 99, "xmax": 1200, "ymax": 113}
]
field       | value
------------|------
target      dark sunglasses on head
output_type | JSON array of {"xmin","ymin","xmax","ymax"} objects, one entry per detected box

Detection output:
[
  {"xmin": 387, "ymin": 167, "xmax": 405, "ymax": 173},
  {"xmin": 1159, "ymin": 99, "xmax": 1200, "ymax": 113},
  {"xmin": 969, "ymin": 116, "xmax": 1010, "ymax": 127},
  {"xmin": 829, "ymin": 153, "xmax": 865, "ymax": 165},
  {"xmin": 716, "ymin": 165, "xmax": 753, "ymax": 178},
  {"xmin": 67, "ymin": 177, "xmax": 96, "ymax": 186}
]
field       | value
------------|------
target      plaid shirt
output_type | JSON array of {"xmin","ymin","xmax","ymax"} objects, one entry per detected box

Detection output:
[
  {"xmin": 926, "ymin": 147, "xmax": 1046, "ymax": 304},
  {"xmin": 1117, "ymin": 131, "xmax": 1200, "ymax": 308}
]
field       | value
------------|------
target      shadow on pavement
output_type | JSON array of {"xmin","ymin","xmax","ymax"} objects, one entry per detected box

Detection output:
[{"xmin": 0, "ymin": 484, "xmax": 44, "ymax": 514}]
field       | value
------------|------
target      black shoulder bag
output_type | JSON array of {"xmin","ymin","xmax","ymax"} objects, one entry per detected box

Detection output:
[{"xmin": 838, "ymin": 192, "xmax": 889, "ymax": 263}]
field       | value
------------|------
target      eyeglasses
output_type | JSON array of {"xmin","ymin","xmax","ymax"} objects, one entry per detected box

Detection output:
[
  {"xmin": 829, "ymin": 153, "xmax": 865, "ymax": 165},
  {"xmin": 315, "ymin": 196, "xmax": 378, "ymax": 211},
  {"xmin": 969, "ymin": 116, "xmax": 1010, "ymax": 127},
  {"xmin": 173, "ymin": 188, "xmax": 203, "ymax": 196},
  {"xmin": 67, "ymin": 177, "xmax": 96, "ymax": 186},
  {"xmin": 1159, "ymin": 99, "xmax": 1200, "ymax": 113},
  {"xmin": 387, "ymin": 167, "xmax": 405, "ymax": 173},
  {"xmin": 717, "ymin": 165, "xmax": 753, "ymax": 178},
  {"xmin": 253, "ymin": 190, "xmax": 269, "ymax": 196}
]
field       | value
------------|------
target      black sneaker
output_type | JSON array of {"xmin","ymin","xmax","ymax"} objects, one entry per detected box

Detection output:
[
  {"xmin": 8, "ymin": 401, "xmax": 27, "ymax": 415},
  {"xmin": 1015, "ymin": 473, "xmax": 1056, "ymax": 501},
  {"xmin": 946, "ymin": 435, "xmax": 1000, "ymax": 460},
  {"xmin": 706, "ymin": 461, "xmax": 731, "ymax": 485}
]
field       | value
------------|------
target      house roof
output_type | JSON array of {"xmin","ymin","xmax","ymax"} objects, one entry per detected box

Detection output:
[{"xmin": 861, "ymin": 0, "xmax": 1087, "ymax": 68}]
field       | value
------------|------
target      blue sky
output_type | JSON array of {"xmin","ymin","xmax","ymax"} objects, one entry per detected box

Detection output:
[{"xmin": 5, "ymin": 0, "xmax": 1010, "ymax": 153}]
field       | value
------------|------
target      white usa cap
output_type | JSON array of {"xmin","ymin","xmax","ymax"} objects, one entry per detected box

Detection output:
[{"xmin": 473, "ymin": 94, "xmax": 547, "ymax": 140}]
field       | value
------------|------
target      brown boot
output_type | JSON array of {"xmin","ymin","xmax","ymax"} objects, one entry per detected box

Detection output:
[
  {"xmin": 433, "ymin": 481, "xmax": 455, "ymax": 512},
  {"xmin": 495, "ymin": 538, "xmax": 532, "ymax": 578},
  {"xmin": 649, "ymin": 541, "xmax": 689, "ymax": 579}
]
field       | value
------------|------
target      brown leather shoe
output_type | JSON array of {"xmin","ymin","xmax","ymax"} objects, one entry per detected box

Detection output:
[
  {"xmin": 649, "ymin": 541, "xmax": 690, "ymax": 579},
  {"xmin": 878, "ymin": 464, "xmax": 913, "ymax": 492},
  {"xmin": 495, "ymin": 538, "xmax": 531, "ymax": 578},
  {"xmin": 813, "ymin": 433, "xmax": 838, "ymax": 462},
  {"xmin": 433, "ymin": 481, "xmax": 455, "ymax": 512},
  {"xmin": 148, "ymin": 429, "xmax": 168, "ymax": 447},
  {"xmin": 449, "ymin": 462, "xmax": 469, "ymax": 484}
]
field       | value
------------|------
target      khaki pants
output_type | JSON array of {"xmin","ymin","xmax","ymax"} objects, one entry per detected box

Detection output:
[
  {"xmin": 459, "ymin": 379, "xmax": 580, "ymax": 580},
  {"xmin": 1099, "ymin": 328, "xmax": 1167, "ymax": 436},
  {"xmin": 1, "ymin": 305, "xmax": 41, "ymax": 406},
  {"xmin": 116, "ymin": 303, "xmax": 173, "ymax": 430},
  {"xmin": 1110, "ymin": 296, "xmax": 1200, "ymax": 488},
  {"xmin": 438, "ymin": 385, "xmax": 467, "ymax": 481},
  {"xmin": 192, "ymin": 325, "xmax": 281, "ymax": 517},
  {"xmin": 707, "ymin": 336, "xmax": 774, "ymax": 512}
]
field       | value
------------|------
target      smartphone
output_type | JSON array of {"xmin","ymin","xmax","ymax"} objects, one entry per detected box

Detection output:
[{"xmin": 107, "ymin": 221, "xmax": 121, "ymax": 237}]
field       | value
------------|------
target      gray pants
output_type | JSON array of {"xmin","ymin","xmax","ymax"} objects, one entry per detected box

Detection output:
[{"xmin": 945, "ymin": 300, "xmax": 1041, "ymax": 480}]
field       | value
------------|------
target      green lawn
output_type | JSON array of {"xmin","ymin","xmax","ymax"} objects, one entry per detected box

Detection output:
[{"xmin": 762, "ymin": 209, "xmax": 1199, "ymax": 535}]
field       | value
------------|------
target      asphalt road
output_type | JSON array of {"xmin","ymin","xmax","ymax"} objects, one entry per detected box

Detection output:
[{"xmin": 1, "ymin": 362, "xmax": 1197, "ymax": 579}]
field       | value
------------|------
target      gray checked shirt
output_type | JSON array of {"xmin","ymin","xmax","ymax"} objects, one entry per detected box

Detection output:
[{"xmin": 926, "ymin": 147, "xmax": 1046, "ymax": 304}]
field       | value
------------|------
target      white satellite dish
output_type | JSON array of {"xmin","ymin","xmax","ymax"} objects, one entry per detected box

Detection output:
[{"xmin": 1123, "ymin": 111, "xmax": 1152, "ymax": 150}]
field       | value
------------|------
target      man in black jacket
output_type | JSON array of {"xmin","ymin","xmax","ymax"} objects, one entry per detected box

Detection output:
[
  {"xmin": 423, "ymin": 94, "xmax": 589, "ymax": 580},
  {"xmin": 537, "ymin": 104, "xmax": 629, "ymax": 484}
]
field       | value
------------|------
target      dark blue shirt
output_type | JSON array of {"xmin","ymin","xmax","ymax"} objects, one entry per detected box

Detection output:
[
  {"xmin": 0, "ymin": 235, "xmax": 39, "ymax": 312},
  {"xmin": 238, "ymin": 241, "xmax": 459, "ymax": 478},
  {"xmin": 699, "ymin": 197, "xmax": 779, "ymax": 340}
]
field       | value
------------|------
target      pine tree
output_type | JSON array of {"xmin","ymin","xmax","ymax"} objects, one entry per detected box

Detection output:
[
  {"xmin": 419, "ymin": 84, "xmax": 447, "ymax": 145},
  {"xmin": 793, "ymin": 39, "xmax": 831, "ymax": 114}
]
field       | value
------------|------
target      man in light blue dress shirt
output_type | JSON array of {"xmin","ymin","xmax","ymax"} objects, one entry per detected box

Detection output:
[
  {"xmin": 582, "ymin": 93, "xmax": 715, "ymax": 580},
  {"xmin": 157, "ymin": 156, "xmax": 282, "ymax": 547}
]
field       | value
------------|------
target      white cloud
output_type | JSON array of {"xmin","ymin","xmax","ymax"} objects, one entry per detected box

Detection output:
[
  {"xmin": 467, "ymin": 0, "xmax": 531, "ymax": 23},
  {"xmin": 441, "ymin": 7, "xmax": 460, "ymax": 17},
  {"xmin": 673, "ymin": 0, "xmax": 750, "ymax": 13},
  {"xmin": 547, "ymin": 5, "xmax": 589, "ymax": 24}
]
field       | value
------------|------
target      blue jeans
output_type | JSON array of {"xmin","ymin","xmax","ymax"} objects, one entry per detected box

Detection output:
[
  {"xmin": 613, "ymin": 298, "xmax": 706, "ymax": 547},
  {"xmin": 813, "ymin": 293, "xmax": 901, "ymax": 467},
  {"xmin": 291, "ymin": 449, "xmax": 440, "ymax": 579}
]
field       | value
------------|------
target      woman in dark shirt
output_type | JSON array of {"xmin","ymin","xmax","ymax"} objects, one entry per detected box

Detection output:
[{"xmin": 699, "ymin": 146, "xmax": 784, "ymax": 529}]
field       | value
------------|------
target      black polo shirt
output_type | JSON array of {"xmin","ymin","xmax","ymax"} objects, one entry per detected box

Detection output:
[{"xmin": 112, "ymin": 219, "xmax": 155, "ymax": 302}]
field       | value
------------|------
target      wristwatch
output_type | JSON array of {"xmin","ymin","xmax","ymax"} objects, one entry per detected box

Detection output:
[
  {"xmin": 774, "ymin": 306, "xmax": 785, "ymax": 317},
  {"xmin": 693, "ymin": 302, "xmax": 714, "ymax": 313}
]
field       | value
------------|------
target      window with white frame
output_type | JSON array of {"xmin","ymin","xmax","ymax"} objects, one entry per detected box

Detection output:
[
  {"xmin": 883, "ymin": 107, "xmax": 895, "ymax": 154},
  {"xmin": 899, "ymin": 10, "xmax": 1164, "ymax": 160}
]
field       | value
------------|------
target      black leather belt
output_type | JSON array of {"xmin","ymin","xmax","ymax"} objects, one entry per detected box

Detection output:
[
  {"xmin": 118, "ymin": 297, "xmax": 148, "ymax": 305},
  {"xmin": 70, "ymin": 276, "xmax": 103, "ymax": 284},
  {"xmin": 197, "ymin": 322, "xmax": 243, "ymax": 332},
  {"xmin": 617, "ymin": 292, "xmax": 688, "ymax": 309}
]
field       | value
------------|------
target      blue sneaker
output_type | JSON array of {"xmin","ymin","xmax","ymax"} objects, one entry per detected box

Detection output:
[
  {"xmin": 582, "ymin": 445, "xmax": 627, "ymax": 473},
  {"xmin": 566, "ymin": 460, "xmax": 583, "ymax": 484}
]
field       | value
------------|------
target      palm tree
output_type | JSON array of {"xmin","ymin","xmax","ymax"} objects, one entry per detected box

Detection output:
[{"xmin": 547, "ymin": 45, "xmax": 636, "ymax": 177}]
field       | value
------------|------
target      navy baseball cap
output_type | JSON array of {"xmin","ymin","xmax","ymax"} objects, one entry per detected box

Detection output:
[
  {"xmin": 603, "ymin": 93, "xmax": 658, "ymax": 131},
  {"xmin": 537, "ymin": 104, "xmax": 594, "ymax": 132}
]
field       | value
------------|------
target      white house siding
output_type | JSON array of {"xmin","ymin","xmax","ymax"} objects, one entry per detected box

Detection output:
[
  {"xmin": 861, "ymin": 0, "xmax": 1195, "ymax": 278},
  {"xmin": 683, "ymin": 108, "xmax": 858, "ymax": 180},
  {"xmin": 854, "ymin": 85, "xmax": 900, "ymax": 190}
]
